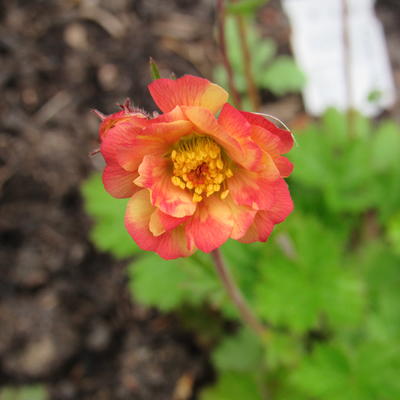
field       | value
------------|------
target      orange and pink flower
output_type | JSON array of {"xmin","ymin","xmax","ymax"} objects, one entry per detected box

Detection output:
[{"xmin": 97, "ymin": 75, "xmax": 293, "ymax": 259}]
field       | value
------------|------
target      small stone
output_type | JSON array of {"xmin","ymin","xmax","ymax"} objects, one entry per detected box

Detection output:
[{"xmin": 64, "ymin": 23, "xmax": 89, "ymax": 50}]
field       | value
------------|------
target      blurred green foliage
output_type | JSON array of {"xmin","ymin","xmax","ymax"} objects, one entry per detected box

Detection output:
[
  {"xmin": 0, "ymin": 386, "xmax": 47, "ymax": 400},
  {"xmin": 226, "ymin": 0, "xmax": 269, "ymax": 16},
  {"xmin": 82, "ymin": 174, "xmax": 141, "ymax": 259},
  {"xmin": 213, "ymin": 14, "xmax": 305, "ymax": 108},
  {"xmin": 82, "ymin": 107, "xmax": 400, "ymax": 399}
]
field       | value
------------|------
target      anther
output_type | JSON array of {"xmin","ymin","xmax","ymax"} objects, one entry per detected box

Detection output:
[
  {"xmin": 193, "ymin": 193, "xmax": 203, "ymax": 202},
  {"xmin": 220, "ymin": 189, "xmax": 229, "ymax": 200},
  {"xmin": 170, "ymin": 136, "xmax": 234, "ymax": 202}
]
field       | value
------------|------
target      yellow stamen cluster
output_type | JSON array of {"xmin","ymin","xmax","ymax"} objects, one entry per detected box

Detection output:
[{"xmin": 170, "ymin": 136, "xmax": 233, "ymax": 202}]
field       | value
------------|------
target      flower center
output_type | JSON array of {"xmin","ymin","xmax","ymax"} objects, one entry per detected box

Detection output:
[{"xmin": 170, "ymin": 136, "xmax": 233, "ymax": 203}]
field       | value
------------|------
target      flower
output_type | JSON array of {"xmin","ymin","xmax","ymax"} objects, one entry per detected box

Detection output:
[{"xmin": 98, "ymin": 75, "xmax": 293, "ymax": 259}]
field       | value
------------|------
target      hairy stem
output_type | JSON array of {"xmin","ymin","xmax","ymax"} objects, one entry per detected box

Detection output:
[
  {"xmin": 211, "ymin": 248, "xmax": 267, "ymax": 338},
  {"xmin": 235, "ymin": 14, "xmax": 261, "ymax": 111},
  {"xmin": 217, "ymin": 0, "xmax": 242, "ymax": 108}
]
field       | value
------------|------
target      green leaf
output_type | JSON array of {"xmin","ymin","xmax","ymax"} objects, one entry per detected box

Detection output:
[
  {"xmin": 368, "ymin": 89, "xmax": 383, "ymax": 103},
  {"xmin": 227, "ymin": 0, "xmax": 269, "ymax": 16},
  {"xmin": 219, "ymin": 240, "xmax": 264, "ymax": 318},
  {"xmin": 351, "ymin": 111, "xmax": 372, "ymax": 139},
  {"xmin": 321, "ymin": 107, "xmax": 347, "ymax": 146},
  {"xmin": 149, "ymin": 57, "xmax": 161, "ymax": 80},
  {"xmin": 254, "ymin": 215, "xmax": 364, "ymax": 333},
  {"xmin": 212, "ymin": 328, "xmax": 263, "ymax": 372},
  {"xmin": 0, "ymin": 386, "xmax": 47, "ymax": 400},
  {"xmin": 354, "ymin": 241, "xmax": 400, "ymax": 343},
  {"xmin": 266, "ymin": 332, "xmax": 303, "ymax": 368},
  {"xmin": 291, "ymin": 342, "xmax": 400, "ymax": 400},
  {"xmin": 252, "ymin": 39, "xmax": 276, "ymax": 74},
  {"xmin": 289, "ymin": 110, "xmax": 399, "ymax": 214},
  {"xmin": 367, "ymin": 89, "xmax": 382, "ymax": 103},
  {"xmin": 200, "ymin": 372, "xmax": 262, "ymax": 400},
  {"xmin": 388, "ymin": 213, "xmax": 400, "ymax": 256},
  {"xmin": 213, "ymin": 16, "xmax": 302, "ymax": 99},
  {"xmin": 371, "ymin": 120, "xmax": 400, "ymax": 172},
  {"xmin": 261, "ymin": 56, "xmax": 305, "ymax": 95},
  {"xmin": 290, "ymin": 123, "xmax": 331, "ymax": 187},
  {"xmin": 290, "ymin": 345, "xmax": 353, "ymax": 400},
  {"xmin": 128, "ymin": 241, "xmax": 264, "ymax": 319},
  {"xmin": 128, "ymin": 252, "xmax": 226, "ymax": 312},
  {"xmin": 81, "ymin": 173, "xmax": 142, "ymax": 259}
]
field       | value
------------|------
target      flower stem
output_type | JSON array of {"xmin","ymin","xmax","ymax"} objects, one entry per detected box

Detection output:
[
  {"xmin": 341, "ymin": 0, "xmax": 355, "ymax": 138},
  {"xmin": 235, "ymin": 14, "xmax": 261, "ymax": 111},
  {"xmin": 211, "ymin": 248, "xmax": 267, "ymax": 338},
  {"xmin": 217, "ymin": 0, "xmax": 242, "ymax": 108}
]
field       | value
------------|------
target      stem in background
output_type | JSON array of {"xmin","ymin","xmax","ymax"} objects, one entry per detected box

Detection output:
[
  {"xmin": 211, "ymin": 248, "xmax": 267, "ymax": 338},
  {"xmin": 341, "ymin": 0, "xmax": 355, "ymax": 137},
  {"xmin": 217, "ymin": 0, "xmax": 242, "ymax": 108},
  {"xmin": 235, "ymin": 14, "xmax": 261, "ymax": 111}
]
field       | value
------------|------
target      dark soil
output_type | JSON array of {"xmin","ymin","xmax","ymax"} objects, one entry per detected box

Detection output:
[
  {"xmin": 0, "ymin": 0, "xmax": 399, "ymax": 399},
  {"xmin": 0, "ymin": 0, "xmax": 216, "ymax": 398}
]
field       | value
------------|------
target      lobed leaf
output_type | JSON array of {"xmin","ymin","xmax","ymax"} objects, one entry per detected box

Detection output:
[
  {"xmin": 81, "ymin": 173, "xmax": 142, "ymax": 259},
  {"xmin": 200, "ymin": 372, "xmax": 263, "ymax": 400}
]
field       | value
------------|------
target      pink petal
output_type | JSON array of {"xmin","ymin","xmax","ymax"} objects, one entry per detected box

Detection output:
[
  {"xmin": 100, "ymin": 119, "xmax": 143, "ymax": 164},
  {"xmin": 238, "ymin": 179, "xmax": 293, "ymax": 243},
  {"xmin": 227, "ymin": 167, "xmax": 277, "ymax": 210},
  {"xmin": 136, "ymin": 155, "xmax": 196, "ymax": 218},
  {"xmin": 182, "ymin": 106, "xmax": 252, "ymax": 170},
  {"xmin": 268, "ymin": 179, "xmax": 294, "ymax": 223},
  {"xmin": 238, "ymin": 211, "xmax": 275, "ymax": 243},
  {"xmin": 99, "ymin": 111, "xmax": 148, "ymax": 140},
  {"xmin": 250, "ymin": 125, "xmax": 281, "ymax": 158},
  {"xmin": 125, "ymin": 189, "xmax": 195, "ymax": 259},
  {"xmin": 102, "ymin": 164, "xmax": 140, "ymax": 198},
  {"xmin": 148, "ymin": 75, "xmax": 228, "ymax": 114},
  {"xmin": 218, "ymin": 103, "xmax": 263, "ymax": 171},
  {"xmin": 185, "ymin": 195, "xmax": 233, "ymax": 252},
  {"xmin": 241, "ymin": 111, "xmax": 294, "ymax": 154},
  {"xmin": 224, "ymin": 196, "xmax": 257, "ymax": 240},
  {"xmin": 149, "ymin": 209, "xmax": 189, "ymax": 237},
  {"xmin": 116, "ymin": 116, "xmax": 193, "ymax": 172},
  {"xmin": 275, "ymin": 156, "xmax": 294, "ymax": 178},
  {"xmin": 116, "ymin": 135, "xmax": 165, "ymax": 172}
]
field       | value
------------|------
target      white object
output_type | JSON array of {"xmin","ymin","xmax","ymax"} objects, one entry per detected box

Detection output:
[{"xmin": 282, "ymin": 0, "xmax": 396, "ymax": 116}]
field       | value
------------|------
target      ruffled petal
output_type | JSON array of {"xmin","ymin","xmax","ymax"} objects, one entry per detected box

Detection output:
[
  {"xmin": 125, "ymin": 190, "xmax": 195, "ymax": 259},
  {"xmin": 135, "ymin": 155, "xmax": 196, "ymax": 218},
  {"xmin": 102, "ymin": 164, "xmax": 139, "ymax": 198},
  {"xmin": 100, "ymin": 119, "xmax": 143, "ymax": 164},
  {"xmin": 228, "ymin": 166, "xmax": 278, "ymax": 210},
  {"xmin": 224, "ymin": 196, "xmax": 257, "ymax": 240},
  {"xmin": 250, "ymin": 125, "xmax": 281, "ymax": 158},
  {"xmin": 268, "ymin": 179, "xmax": 294, "ymax": 223},
  {"xmin": 275, "ymin": 156, "xmax": 294, "ymax": 178},
  {"xmin": 185, "ymin": 195, "xmax": 233, "ymax": 252},
  {"xmin": 156, "ymin": 225, "xmax": 196, "ymax": 259},
  {"xmin": 142, "ymin": 119, "xmax": 193, "ymax": 144},
  {"xmin": 115, "ymin": 115, "xmax": 193, "ymax": 172},
  {"xmin": 149, "ymin": 75, "xmax": 228, "ymax": 114},
  {"xmin": 125, "ymin": 189, "xmax": 162, "ymax": 251},
  {"xmin": 151, "ymin": 105, "xmax": 186, "ymax": 123},
  {"xmin": 99, "ymin": 111, "xmax": 148, "ymax": 140},
  {"xmin": 149, "ymin": 208, "xmax": 189, "ymax": 237},
  {"xmin": 182, "ymin": 106, "xmax": 253, "ymax": 170},
  {"xmin": 240, "ymin": 111, "xmax": 294, "ymax": 154},
  {"xmin": 116, "ymin": 135, "xmax": 165, "ymax": 172},
  {"xmin": 238, "ymin": 179, "xmax": 293, "ymax": 243},
  {"xmin": 218, "ymin": 103, "xmax": 263, "ymax": 171},
  {"xmin": 238, "ymin": 211, "xmax": 275, "ymax": 243}
]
